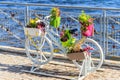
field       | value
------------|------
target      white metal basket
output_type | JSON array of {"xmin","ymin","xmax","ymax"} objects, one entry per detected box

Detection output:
[{"xmin": 24, "ymin": 28, "xmax": 44, "ymax": 37}]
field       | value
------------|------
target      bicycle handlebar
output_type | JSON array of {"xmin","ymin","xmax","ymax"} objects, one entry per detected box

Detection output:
[
  {"xmin": 35, "ymin": 15, "xmax": 52, "ymax": 31},
  {"xmin": 44, "ymin": 15, "xmax": 51, "ymax": 20}
]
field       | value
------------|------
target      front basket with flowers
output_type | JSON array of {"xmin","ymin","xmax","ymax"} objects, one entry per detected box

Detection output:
[{"xmin": 24, "ymin": 18, "xmax": 46, "ymax": 37}]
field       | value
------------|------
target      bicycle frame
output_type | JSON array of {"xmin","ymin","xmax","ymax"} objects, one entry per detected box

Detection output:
[
  {"xmin": 47, "ymin": 28, "xmax": 67, "ymax": 54},
  {"xmin": 39, "ymin": 15, "xmax": 67, "ymax": 55}
]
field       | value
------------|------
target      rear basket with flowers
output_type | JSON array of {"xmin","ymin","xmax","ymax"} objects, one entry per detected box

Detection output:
[
  {"xmin": 24, "ymin": 18, "xmax": 46, "ymax": 37},
  {"xmin": 59, "ymin": 28, "xmax": 86, "ymax": 61},
  {"xmin": 66, "ymin": 11, "xmax": 94, "ymax": 60}
]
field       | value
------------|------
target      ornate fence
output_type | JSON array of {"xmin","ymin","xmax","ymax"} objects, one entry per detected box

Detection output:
[{"xmin": 0, "ymin": 2, "xmax": 120, "ymax": 59}]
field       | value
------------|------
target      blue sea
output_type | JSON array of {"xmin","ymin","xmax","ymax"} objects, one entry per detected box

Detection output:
[{"xmin": 0, "ymin": 0, "xmax": 120, "ymax": 8}]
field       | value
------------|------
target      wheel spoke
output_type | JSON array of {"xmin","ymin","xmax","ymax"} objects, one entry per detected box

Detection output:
[
  {"xmin": 39, "ymin": 38, "xmax": 45, "ymax": 49},
  {"xmin": 41, "ymin": 52, "xmax": 48, "ymax": 61}
]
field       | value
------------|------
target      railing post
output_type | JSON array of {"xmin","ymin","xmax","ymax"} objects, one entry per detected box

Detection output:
[
  {"xmin": 106, "ymin": 15, "xmax": 108, "ymax": 57},
  {"xmin": 100, "ymin": 15, "xmax": 103, "ymax": 46},
  {"xmin": 24, "ymin": 5, "xmax": 29, "ymax": 42},
  {"xmin": 103, "ymin": 10, "xmax": 107, "ymax": 60},
  {"xmin": 25, "ymin": 5, "xmax": 29, "ymax": 26}
]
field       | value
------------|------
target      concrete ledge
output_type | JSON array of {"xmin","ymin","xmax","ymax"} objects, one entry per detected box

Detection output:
[
  {"xmin": 0, "ymin": 45, "xmax": 119, "ymax": 67},
  {"xmin": 0, "ymin": 45, "xmax": 65, "ymax": 58}
]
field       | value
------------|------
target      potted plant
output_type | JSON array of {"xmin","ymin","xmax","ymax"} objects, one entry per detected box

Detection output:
[
  {"xmin": 60, "ymin": 29, "xmax": 86, "ymax": 61},
  {"xmin": 50, "ymin": 7, "xmax": 61, "ymax": 28},
  {"xmin": 61, "ymin": 11, "xmax": 95, "ymax": 61},
  {"xmin": 78, "ymin": 10, "xmax": 94, "ymax": 37},
  {"xmin": 24, "ymin": 18, "xmax": 46, "ymax": 37},
  {"xmin": 69, "ymin": 11, "xmax": 95, "ymax": 56}
]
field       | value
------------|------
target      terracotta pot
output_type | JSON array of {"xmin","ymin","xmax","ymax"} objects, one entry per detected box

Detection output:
[
  {"xmin": 82, "ymin": 24, "xmax": 94, "ymax": 37},
  {"xmin": 67, "ymin": 52, "xmax": 86, "ymax": 61}
]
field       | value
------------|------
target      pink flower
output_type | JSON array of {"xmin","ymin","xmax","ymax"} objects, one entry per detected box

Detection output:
[
  {"xmin": 83, "ymin": 46, "xmax": 94, "ymax": 55},
  {"xmin": 37, "ymin": 24, "xmax": 45, "ymax": 32},
  {"xmin": 60, "ymin": 31, "xmax": 64, "ymax": 37}
]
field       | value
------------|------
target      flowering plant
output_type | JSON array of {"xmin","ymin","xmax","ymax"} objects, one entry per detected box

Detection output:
[
  {"xmin": 60, "ymin": 30, "xmax": 76, "ymax": 48},
  {"xmin": 26, "ymin": 18, "xmax": 39, "ymax": 28},
  {"xmin": 66, "ymin": 11, "xmax": 95, "ymax": 53},
  {"xmin": 26, "ymin": 18, "xmax": 46, "ymax": 33},
  {"xmin": 78, "ymin": 10, "xmax": 94, "ymax": 37}
]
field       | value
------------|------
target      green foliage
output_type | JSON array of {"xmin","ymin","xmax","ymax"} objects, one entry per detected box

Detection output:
[
  {"xmin": 78, "ymin": 10, "xmax": 93, "ymax": 32},
  {"xmin": 27, "ymin": 18, "xmax": 39, "ymax": 28},
  {"xmin": 50, "ymin": 16, "xmax": 61, "ymax": 28},
  {"xmin": 61, "ymin": 30, "xmax": 76, "ymax": 51},
  {"xmin": 78, "ymin": 10, "xmax": 91, "ymax": 23},
  {"xmin": 50, "ymin": 7, "xmax": 61, "ymax": 28}
]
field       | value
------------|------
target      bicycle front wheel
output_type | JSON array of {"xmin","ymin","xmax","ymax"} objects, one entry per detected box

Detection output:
[
  {"xmin": 25, "ymin": 36, "xmax": 54, "ymax": 65},
  {"xmin": 73, "ymin": 38, "xmax": 104, "ymax": 72}
]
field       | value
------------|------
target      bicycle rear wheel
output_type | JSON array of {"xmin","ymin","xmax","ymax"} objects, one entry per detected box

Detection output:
[{"xmin": 73, "ymin": 38, "xmax": 104, "ymax": 72}]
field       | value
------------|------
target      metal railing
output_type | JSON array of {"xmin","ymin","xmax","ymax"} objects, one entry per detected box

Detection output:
[{"xmin": 0, "ymin": 2, "xmax": 120, "ymax": 59}]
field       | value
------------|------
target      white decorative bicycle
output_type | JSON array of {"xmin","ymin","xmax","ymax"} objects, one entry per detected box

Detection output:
[{"xmin": 24, "ymin": 15, "xmax": 104, "ymax": 80}]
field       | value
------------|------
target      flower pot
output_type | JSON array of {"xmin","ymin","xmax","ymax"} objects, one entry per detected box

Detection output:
[
  {"xmin": 24, "ymin": 28, "xmax": 44, "ymax": 37},
  {"xmin": 67, "ymin": 52, "xmax": 86, "ymax": 61},
  {"xmin": 82, "ymin": 24, "xmax": 94, "ymax": 37}
]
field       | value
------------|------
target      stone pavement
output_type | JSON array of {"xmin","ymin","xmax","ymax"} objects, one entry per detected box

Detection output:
[{"xmin": 0, "ymin": 50, "xmax": 120, "ymax": 80}]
